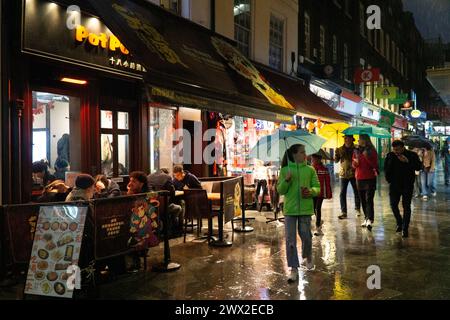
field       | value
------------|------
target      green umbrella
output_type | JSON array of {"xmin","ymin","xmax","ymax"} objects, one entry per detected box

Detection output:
[
  {"xmin": 343, "ymin": 126, "xmax": 391, "ymax": 138},
  {"xmin": 249, "ymin": 129, "xmax": 326, "ymax": 163}
]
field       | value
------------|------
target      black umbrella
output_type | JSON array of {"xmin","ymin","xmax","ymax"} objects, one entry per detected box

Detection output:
[{"xmin": 401, "ymin": 136, "xmax": 434, "ymax": 149}]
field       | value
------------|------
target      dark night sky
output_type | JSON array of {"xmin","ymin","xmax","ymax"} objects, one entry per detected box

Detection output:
[{"xmin": 402, "ymin": 0, "xmax": 450, "ymax": 42}]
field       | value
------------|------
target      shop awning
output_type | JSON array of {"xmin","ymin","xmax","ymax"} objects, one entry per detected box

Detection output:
[
  {"xmin": 255, "ymin": 64, "xmax": 346, "ymax": 123},
  {"xmin": 86, "ymin": 0, "xmax": 296, "ymax": 123}
]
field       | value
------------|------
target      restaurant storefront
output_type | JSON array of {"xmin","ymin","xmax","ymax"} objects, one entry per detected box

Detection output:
[{"xmin": 2, "ymin": 0, "xmax": 299, "ymax": 204}]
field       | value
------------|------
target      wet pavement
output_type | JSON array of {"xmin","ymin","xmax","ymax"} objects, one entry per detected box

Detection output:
[{"xmin": 2, "ymin": 166, "xmax": 450, "ymax": 300}]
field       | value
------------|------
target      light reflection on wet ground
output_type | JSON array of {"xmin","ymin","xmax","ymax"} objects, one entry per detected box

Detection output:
[{"xmin": 2, "ymin": 169, "xmax": 450, "ymax": 300}]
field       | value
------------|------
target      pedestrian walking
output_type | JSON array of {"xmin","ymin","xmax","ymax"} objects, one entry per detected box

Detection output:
[
  {"xmin": 311, "ymin": 154, "xmax": 332, "ymax": 236},
  {"xmin": 441, "ymin": 138, "xmax": 450, "ymax": 186},
  {"xmin": 352, "ymin": 134, "xmax": 378, "ymax": 231},
  {"xmin": 411, "ymin": 148, "xmax": 424, "ymax": 197},
  {"xmin": 384, "ymin": 140, "xmax": 423, "ymax": 238},
  {"xmin": 420, "ymin": 146, "xmax": 436, "ymax": 200},
  {"xmin": 277, "ymin": 144, "xmax": 320, "ymax": 282},
  {"xmin": 335, "ymin": 135, "xmax": 361, "ymax": 220}
]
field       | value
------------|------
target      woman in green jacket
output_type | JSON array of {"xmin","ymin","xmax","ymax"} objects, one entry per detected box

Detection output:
[{"xmin": 277, "ymin": 144, "xmax": 321, "ymax": 282}]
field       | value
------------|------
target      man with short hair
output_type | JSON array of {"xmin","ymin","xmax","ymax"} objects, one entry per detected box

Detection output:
[
  {"xmin": 127, "ymin": 171, "xmax": 149, "ymax": 195},
  {"xmin": 172, "ymin": 165, "xmax": 202, "ymax": 190},
  {"xmin": 384, "ymin": 140, "xmax": 423, "ymax": 238},
  {"xmin": 335, "ymin": 135, "xmax": 361, "ymax": 219}
]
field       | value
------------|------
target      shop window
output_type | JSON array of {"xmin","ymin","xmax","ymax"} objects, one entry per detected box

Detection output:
[
  {"xmin": 343, "ymin": 43, "xmax": 349, "ymax": 81},
  {"xmin": 332, "ymin": 35, "xmax": 337, "ymax": 64},
  {"xmin": 149, "ymin": 107, "xmax": 176, "ymax": 174},
  {"xmin": 234, "ymin": 0, "xmax": 251, "ymax": 57},
  {"xmin": 359, "ymin": 2, "xmax": 365, "ymax": 37},
  {"xmin": 32, "ymin": 91, "xmax": 81, "ymax": 187},
  {"xmin": 304, "ymin": 13, "xmax": 311, "ymax": 59},
  {"xmin": 319, "ymin": 25, "xmax": 326, "ymax": 65},
  {"xmin": 386, "ymin": 33, "xmax": 390, "ymax": 62},
  {"xmin": 269, "ymin": 14, "xmax": 284, "ymax": 71},
  {"xmin": 100, "ymin": 110, "xmax": 130, "ymax": 177}
]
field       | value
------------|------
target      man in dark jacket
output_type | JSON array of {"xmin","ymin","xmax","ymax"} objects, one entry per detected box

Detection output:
[
  {"xmin": 148, "ymin": 168, "xmax": 183, "ymax": 237},
  {"xmin": 384, "ymin": 140, "xmax": 423, "ymax": 238},
  {"xmin": 172, "ymin": 165, "xmax": 202, "ymax": 190}
]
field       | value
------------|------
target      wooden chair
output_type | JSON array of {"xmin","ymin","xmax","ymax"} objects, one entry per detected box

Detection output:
[{"xmin": 183, "ymin": 189, "xmax": 220, "ymax": 243}]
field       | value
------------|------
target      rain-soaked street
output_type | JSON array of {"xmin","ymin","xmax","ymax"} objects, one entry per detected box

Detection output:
[{"xmin": 2, "ymin": 167, "xmax": 450, "ymax": 300}]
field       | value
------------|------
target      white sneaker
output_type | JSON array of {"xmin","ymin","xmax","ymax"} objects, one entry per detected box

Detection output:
[
  {"xmin": 422, "ymin": 195, "xmax": 428, "ymax": 201},
  {"xmin": 306, "ymin": 259, "xmax": 315, "ymax": 270},
  {"xmin": 361, "ymin": 220, "xmax": 368, "ymax": 227},
  {"xmin": 287, "ymin": 268, "xmax": 298, "ymax": 282},
  {"xmin": 366, "ymin": 220, "xmax": 372, "ymax": 231},
  {"xmin": 431, "ymin": 192, "xmax": 437, "ymax": 197}
]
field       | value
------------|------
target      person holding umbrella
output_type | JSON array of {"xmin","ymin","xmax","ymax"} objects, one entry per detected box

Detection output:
[
  {"xmin": 335, "ymin": 135, "xmax": 361, "ymax": 219},
  {"xmin": 384, "ymin": 140, "xmax": 423, "ymax": 238},
  {"xmin": 352, "ymin": 134, "xmax": 379, "ymax": 231},
  {"xmin": 442, "ymin": 138, "xmax": 450, "ymax": 186},
  {"xmin": 277, "ymin": 144, "xmax": 321, "ymax": 282}
]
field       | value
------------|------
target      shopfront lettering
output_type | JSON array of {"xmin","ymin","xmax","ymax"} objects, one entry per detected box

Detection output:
[
  {"xmin": 109, "ymin": 57, "xmax": 147, "ymax": 72},
  {"xmin": 75, "ymin": 25, "xmax": 130, "ymax": 55}
]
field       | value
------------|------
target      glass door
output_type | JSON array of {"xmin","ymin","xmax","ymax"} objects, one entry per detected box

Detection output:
[{"xmin": 100, "ymin": 109, "xmax": 130, "ymax": 177}]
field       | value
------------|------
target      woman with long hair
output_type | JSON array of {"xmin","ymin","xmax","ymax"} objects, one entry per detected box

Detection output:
[
  {"xmin": 352, "ymin": 134, "xmax": 379, "ymax": 231},
  {"xmin": 277, "ymin": 144, "xmax": 320, "ymax": 282}
]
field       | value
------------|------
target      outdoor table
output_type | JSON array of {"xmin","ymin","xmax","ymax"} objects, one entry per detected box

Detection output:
[{"xmin": 175, "ymin": 191, "xmax": 231, "ymax": 246}]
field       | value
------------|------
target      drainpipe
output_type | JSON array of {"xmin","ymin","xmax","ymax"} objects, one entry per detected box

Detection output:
[{"xmin": 210, "ymin": 0, "xmax": 215, "ymax": 32}]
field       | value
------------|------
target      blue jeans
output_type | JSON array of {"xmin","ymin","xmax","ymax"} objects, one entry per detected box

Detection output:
[
  {"xmin": 284, "ymin": 216, "xmax": 312, "ymax": 268},
  {"xmin": 420, "ymin": 171, "xmax": 436, "ymax": 196}
]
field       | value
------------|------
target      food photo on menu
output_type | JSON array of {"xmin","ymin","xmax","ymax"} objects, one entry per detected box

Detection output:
[{"xmin": 24, "ymin": 206, "xmax": 87, "ymax": 299}]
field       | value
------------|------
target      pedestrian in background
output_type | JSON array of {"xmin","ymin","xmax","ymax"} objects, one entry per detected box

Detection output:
[
  {"xmin": 421, "ymin": 145, "xmax": 436, "ymax": 201},
  {"xmin": 335, "ymin": 135, "xmax": 361, "ymax": 220},
  {"xmin": 385, "ymin": 140, "xmax": 423, "ymax": 238},
  {"xmin": 311, "ymin": 153, "xmax": 332, "ymax": 236},
  {"xmin": 441, "ymin": 138, "xmax": 450, "ymax": 186},
  {"xmin": 277, "ymin": 144, "xmax": 320, "ymax": 282},
  {"xmin": 352, "ymin": 134, "xmax": 378, "ymax": 231}
]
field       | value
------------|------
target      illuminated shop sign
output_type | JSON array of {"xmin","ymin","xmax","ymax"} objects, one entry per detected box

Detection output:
[
  {"xmin": 75, "ymin": 26, "xmax": 129, "ymax": 55},
  {"xmin": 22, "ymin": 0, "xmax": 145, "ymax": 77}
]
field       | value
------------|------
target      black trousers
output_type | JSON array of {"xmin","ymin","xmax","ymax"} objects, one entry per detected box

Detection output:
[
  {"xmin": 313, "ymin": 197, "xmax": 324, "ymax": 227},
  {"xmin": 358, "ymin": 189, "xmax": 375, "ymax": 222},
  {"xmin": 389, "ymin": 187, "xmax": 413, "ymax": 231},
  {"xmin": 340, "ymin": 178, "xmax": 361, "ymax": 213}
]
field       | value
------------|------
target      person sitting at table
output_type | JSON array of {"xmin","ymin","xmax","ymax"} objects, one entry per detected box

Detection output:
[
  {"xmin": 127, "ymin": 171, "xmax": 149, "ymax": 195},
  {"xmin": 37, "ymin": 180, "xmax": 71, "ymax": 203},
  {"xmin": 65, "ymin": 174, "xmax": 96, "ymax": 201},
  {"xmin": 32, "ymin": 160, "xmax": 56, "ymax": 189},
  {"xmin": 94, "ymin": 174, "xmax": 121, "ymax": 198},
  {"xmin": 173, "ymin": 165, "xmax": 202, "ymax": 190},
  {"xmin": 148, "ymin": 168, "xmax": 183, "ymax": 237}
]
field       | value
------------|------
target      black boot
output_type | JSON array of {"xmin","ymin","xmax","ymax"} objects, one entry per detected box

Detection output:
[{"xmin": 402, "ymin": 229, "xmax": 409, "ymax": 238}]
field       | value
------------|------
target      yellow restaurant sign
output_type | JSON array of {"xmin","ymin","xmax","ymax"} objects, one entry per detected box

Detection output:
[{"xmin": 75, "ymin": 25, "xmax": 130, "ymax": 55}]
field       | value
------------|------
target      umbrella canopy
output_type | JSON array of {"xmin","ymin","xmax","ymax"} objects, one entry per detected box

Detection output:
[
  {"xmin": 343, "ymin": 126, "xmax": 391, "ymax": 138},
  {"xmin": 401, "ymin": 135, "xmax": 434, "ymax": 149},
  {"xmin": 318, "ymin": 122, "xmax": 350, "ymax": 149},
  {"xmin": 249, "ymin": 129, "xmax": 326, "ymax": 162},
  {"xmin": 311, "ymin": 149, "xmax": 332, "ymax": 161}
]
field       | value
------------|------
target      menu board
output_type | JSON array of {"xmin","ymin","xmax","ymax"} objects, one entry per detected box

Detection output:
[{"xmin": 24, "ymin": 206, "xmax": 88, "ymax": 299}]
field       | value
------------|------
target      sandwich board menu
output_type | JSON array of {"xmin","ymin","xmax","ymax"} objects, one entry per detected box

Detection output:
[{"xmin": 24, "ymin": 206, "xmax": 88, "ymax": 298}]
